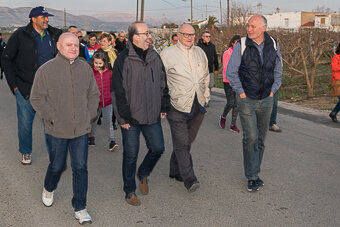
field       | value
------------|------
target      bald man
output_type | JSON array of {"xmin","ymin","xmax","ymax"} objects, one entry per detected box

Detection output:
[
  {"xmin": 160, "ymin": 24, "xmax": 209, "ymax": 192},
  {"xmin": 30, "ymin": 33, "xmax": 99, "ymax": 224},
  {"xmin": 227, "ymin": 15, "xmax": 282, "ymax": 192}
]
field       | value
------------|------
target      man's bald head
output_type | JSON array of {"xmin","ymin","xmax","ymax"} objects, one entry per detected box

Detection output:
[{"xmin": 57, "ymin": 33, "xmax": 79, "ymax": 61}]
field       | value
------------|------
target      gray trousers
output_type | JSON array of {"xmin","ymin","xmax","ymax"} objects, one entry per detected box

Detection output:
[{"xmin": 166, "ymin": 104, "xmax": 205, "ymax": 188}]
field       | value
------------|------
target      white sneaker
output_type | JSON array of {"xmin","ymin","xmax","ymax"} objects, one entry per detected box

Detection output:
[
  {"xmin": 42, "ymin": 188, "xmax": 54, "ymax": 207},
  {"xmin": 75, "ymin": 209, "xmax": 92, "ymax": 225},
  {"xmin": 21, "ymin": 154, "xmax": 32, "ymax": 165}
]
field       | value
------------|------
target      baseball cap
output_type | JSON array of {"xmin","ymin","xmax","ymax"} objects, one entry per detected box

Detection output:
[{"xmin": 29, "ymin": 6, "xmax": 54, "ymax": 18}]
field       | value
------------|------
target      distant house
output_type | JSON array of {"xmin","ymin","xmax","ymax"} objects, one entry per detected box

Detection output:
[
  {"xmin": 263, "ymin": 10, "xmax": 340, "ymax": 32},
  {"xmin": 263, "ymin": 10, "xmax": 316, "ymax": 31},
  {"xmin": 315, "ymin": 13, "xmax": 340, "ymax": 31}
]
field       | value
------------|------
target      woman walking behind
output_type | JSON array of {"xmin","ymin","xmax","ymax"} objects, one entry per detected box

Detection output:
[
  {"xmin": 329, "ymin": 43, "xmax": 340, "ymax": 123},
  {"xmin": 219, "ymin": 35, "xmax": 241, "ymax": 132},
  {"xmin": 89, "ymin": 52, "xmax": 119, "ymax": 150}
]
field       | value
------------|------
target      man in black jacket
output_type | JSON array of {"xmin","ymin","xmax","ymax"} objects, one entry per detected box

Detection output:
[
  {"xmin": 197, "ymin": 31, "xmax": 219, "ymax": 107},
  {"xmin": 1, "ymin": 6, "xmax": 62, "ymax": 165}
]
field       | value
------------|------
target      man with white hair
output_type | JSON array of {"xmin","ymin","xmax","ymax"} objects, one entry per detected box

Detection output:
[
  {"xmin": 160, "ymin": 23, "xmax": 209, "ymax": 192},
  {"xmin": 227, "ymin": 15, "xmax": 282, "ymax": 192},
  {"xmin": 30, "ymin": 33, "xmax": 99, "ymax": 224}
]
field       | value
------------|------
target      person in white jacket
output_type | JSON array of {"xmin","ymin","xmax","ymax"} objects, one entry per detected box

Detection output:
[{"xmin": 160, "ymin": 23, "xmax": 209, "ymax": 192}]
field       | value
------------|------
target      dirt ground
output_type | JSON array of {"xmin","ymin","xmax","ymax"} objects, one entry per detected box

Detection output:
[{"xmin": 282, "ymin": 95, "xmax": 339, "ymax": 112}]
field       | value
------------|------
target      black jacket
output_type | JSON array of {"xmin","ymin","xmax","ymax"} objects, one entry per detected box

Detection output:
[
  {"xmin": 239, "ymin": 32, "xmax": 277, "ymax": 100},
  {"xmin": 1, "ymin": 23, "xmax": 62, "ymax": 99},
  {"xmin": 111, "ymin": 41, "xmax": 170, "ymax": 125},
  {"xmin": 197, "ymin": 39, "xmax": 219, "ymax": 73},
  {"xmin": 115, "ymin": 39, "xmax": 127, "ymax": 53}
]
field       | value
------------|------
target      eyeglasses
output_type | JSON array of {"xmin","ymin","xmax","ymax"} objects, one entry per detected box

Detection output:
[
  {"xmin": 179, "ymin": 32, "xmax": 196, "ymax": 38},
  {"xmin": 78, "ymin": 36, "xmax": 82, "ymax": 38},
  {"xmin": 136, "ymin": 31, "xmax": 152, "ymax": 36},
  {"xmin": 204, "ymin": 35, "xmax": 211, "ymax": 38}
]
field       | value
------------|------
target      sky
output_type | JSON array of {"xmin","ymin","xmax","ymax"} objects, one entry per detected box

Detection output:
[{"xmin": 0, "ymin": 0, "xmax": 339, "ymax": 22}]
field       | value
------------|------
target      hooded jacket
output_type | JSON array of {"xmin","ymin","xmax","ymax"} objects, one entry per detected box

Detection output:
[{"xmin": 1, "ymin": 22, "xmax": 62, "ymax": 99}]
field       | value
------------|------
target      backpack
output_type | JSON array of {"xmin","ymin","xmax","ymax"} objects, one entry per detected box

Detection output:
[{"xmin": 240, "ymin": 36, "xmax": 282, "ymax": 66}]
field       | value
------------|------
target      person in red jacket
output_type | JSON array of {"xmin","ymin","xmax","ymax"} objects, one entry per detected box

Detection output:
[
  {"xmin": 329, "ymin": 43, "xmax": 340, "ymax": 123},
  {"xmin": 89, "ymin": 51, "xmax": 119, "ymax": 150}
]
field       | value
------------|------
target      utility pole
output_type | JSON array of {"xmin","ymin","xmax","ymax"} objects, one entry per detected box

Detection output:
[
  {"xmin": 220, "ymin": 0, "xmax": 222, "ymax": 27},
  {"xmin": 227, "ymin": 0, "xmax": 230, "ymax": 27},
  {"xmin": 136, "ymin": 0, "xmax": 139, "ymax": 21},
  {"xmin": 182, "ymin": 0, "xmax": 193, "ymax": 23},
  {"xmin": 140, "ymin": 0, "xmax": 145, "ymax": 22},
  {"xmin": 64, "ymin": 8, "xmax": 66, "ymax": 31}
]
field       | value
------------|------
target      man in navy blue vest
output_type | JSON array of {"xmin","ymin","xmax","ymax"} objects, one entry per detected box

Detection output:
[{"xmin": 226, "ymin": 15, "xmax": 282, "ymax": 192}]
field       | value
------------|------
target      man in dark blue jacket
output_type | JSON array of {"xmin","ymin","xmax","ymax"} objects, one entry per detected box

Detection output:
[
  {"xmin": 1, "ymin": 6, "xmax": 62, "ymax": 165},
  {"xmin": 227, "ymin": 15, "xmax": 282, "ymax": 192}
]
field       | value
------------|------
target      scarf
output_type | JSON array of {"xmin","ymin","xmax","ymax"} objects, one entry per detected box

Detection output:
[{"xmin": 101, "ymin": 46, "xmax": 117, "ymax": 68}]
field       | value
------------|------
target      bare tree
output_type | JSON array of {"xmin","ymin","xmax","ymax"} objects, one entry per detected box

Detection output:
[
  {"xmin": 228, "ymin": 1, "xmax": 251, "ymax": 27},
  {"xmin": 312, "ymin": 5, "xmax": 332, "ymax": 13}
]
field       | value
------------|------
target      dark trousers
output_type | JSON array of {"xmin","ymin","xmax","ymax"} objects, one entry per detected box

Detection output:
[
  {"xmin": 222, "ymin": 82, "xmax": 238, "ymax": 125},
  {"xmin": 121, "ymin": 122, "xmax": 165, "ymax": 196},
  {"xmin": 166, "ymin": 104, "xmax": 205, "ymax": 188},
  {"xmin": 44, "ymin": 134, "xmax": 89, "ymax": 211}
]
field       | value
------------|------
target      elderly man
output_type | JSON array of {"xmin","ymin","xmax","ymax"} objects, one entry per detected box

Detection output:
[
  {"xmin": 226, "ymin": 15, "xmax": 282, "ymax": 192},
  {"xmin": 160, "ymin": 24, "xmax": 209, "ymax": 192},
  {"xmin": 68, "ymin": 25, "xmax": 90, "ymax": 62},
  {"xmin": 197, "ymin": 30, "xmax": 219, "ymax": 106},
  {"xmin": 111, "ymin": 21, "xmax": 170, "ymax": 206},
  {"xmin": 30, "ymin": 33, "xmax": 99, "ymax": 224},
  {"xmin": 1, "ymin": 6, "xmax": 62, "ymax": 165}
]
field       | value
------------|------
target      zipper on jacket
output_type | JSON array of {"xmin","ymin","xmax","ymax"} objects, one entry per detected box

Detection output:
[
  {"xmin": 100, "ymin": 72, "xmax": 105, "ymax": 106},
  {"xmin": 151, "ymin": 68, "xmax": 154, "ymax": 82},
  {"xmin": 69, "ymin": 64, "xmax": 76, "ymax": 136}
]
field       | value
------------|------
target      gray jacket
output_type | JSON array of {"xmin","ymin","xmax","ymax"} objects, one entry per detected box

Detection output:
[
  {"xmin": 111, "ymin": 41, "xmax": 170, "ymax": 125},
  {"xmin": 30, "ymin": 53, "xmax": 100, "ymax": 139}
]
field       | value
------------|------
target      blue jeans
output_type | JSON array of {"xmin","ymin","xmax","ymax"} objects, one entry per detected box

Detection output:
[
  {"xmin": 331, "ymin": 96, "xmax": 340, "ymax": 116},
  {"xmin": 44, "ymin": 134, "xmax": 89, "ymax": 212},
  {"xmin": 15, "ymin": 89, "xmax": 36, "ymax": 154},
  {"xmin": 236, "ymin": 96, "xmax": 273, "ymax": 180},
  {"xmin": 269, "ymin": 91, "xmax": 279, "ymax": 126},
  {"xmin": 121, "ymin": 122, "xmax": 164, "ymax": 196}
]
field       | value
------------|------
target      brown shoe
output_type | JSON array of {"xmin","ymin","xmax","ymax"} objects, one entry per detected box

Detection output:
[
  {"xmin": 125, "ymin": 193, "xmax": 141, "ymax": 206},
  {"xmin": 138, "ymin": 176, "xmax": 149, "ymax": 195}
]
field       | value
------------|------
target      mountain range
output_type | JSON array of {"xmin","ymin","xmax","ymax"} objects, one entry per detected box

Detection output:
[{"xmin": 0, "ymin": 7, "xmax": 182, "ymax": 31}]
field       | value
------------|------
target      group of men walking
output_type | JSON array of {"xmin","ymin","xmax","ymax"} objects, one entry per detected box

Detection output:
[{"xmin": 1, "ymin": 6, "xmax": 282, "ymax": 225}]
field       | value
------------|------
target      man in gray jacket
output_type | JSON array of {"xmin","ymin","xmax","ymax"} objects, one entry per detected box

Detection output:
[
  {"xmin": 111, "ymin": 21, "xmax": 170, "ymax": 206},
  {"xmin": 30, "ymin": 33, "xmax": 99, "ymax": 225}
]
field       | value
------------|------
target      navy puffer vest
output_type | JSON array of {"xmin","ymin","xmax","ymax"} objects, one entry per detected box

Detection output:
[{"xmin": 239, "ymin": 32, "xmax": 277, "ymax": 100}]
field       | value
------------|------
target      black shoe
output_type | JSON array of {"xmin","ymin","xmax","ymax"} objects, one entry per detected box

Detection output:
[
  {"xmin": 187, "ymin": 180, "xmax": 200, "ymax": 192},
  {"xmin": 113, "ymin": 124, "xmax": 118, "ymax": 130},
  {"xmin": 169, "ymin": 174, "xmax": 184, "ymax": 182},
  {"xmin": 247, "ymin": 180, "xmax": 259, "ymax": 192},
  {"xmin": 255, "ymin": 177, "xmax": 264, "ymax": 187},
  {"xmin": 88, "ymin": 137, "xmax": 95, "ymax": 146},
  {"xmin": 97, "ymin": 118, "xmax": 102, "ymax": 125},
  {"xmin": 109, "ymin": 141, "xmax": 119, "ymax": 151},
  {"xmin": 329, "ymin": 113, "xmax": 338, "ymax": 123}
]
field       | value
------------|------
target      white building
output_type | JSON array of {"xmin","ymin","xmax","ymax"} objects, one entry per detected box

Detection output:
[{"xmin": 315, "ymin": 13, "xmax": 340, "ymax": 31}]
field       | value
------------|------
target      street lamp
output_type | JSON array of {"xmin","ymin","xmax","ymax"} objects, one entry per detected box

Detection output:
[{"xmin": 182, "ymin": 0, "xmax": 193, "ymax": 23}]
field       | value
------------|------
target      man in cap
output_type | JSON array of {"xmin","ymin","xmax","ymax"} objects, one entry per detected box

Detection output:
[{"xmin": 1, "ymin": 6, "xmax": 62, "ymax": 165}]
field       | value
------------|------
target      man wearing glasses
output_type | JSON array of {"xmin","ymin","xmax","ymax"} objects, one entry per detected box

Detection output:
[
  {"xmin": 111, "ymin": 21, "xmax": 170, "ymax": 206},
  {"xmin": 160, "ymin": 23, "xmax": 210, "ymax": 192},
  {"xmin": 197, "ymin": 31, "xmax": 219, "ymax": 106}
]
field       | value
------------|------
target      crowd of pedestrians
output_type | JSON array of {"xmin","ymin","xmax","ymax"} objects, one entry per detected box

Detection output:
[{"xmin": 5, "ymin": 5, "xmax": 322, "ymax": 225}]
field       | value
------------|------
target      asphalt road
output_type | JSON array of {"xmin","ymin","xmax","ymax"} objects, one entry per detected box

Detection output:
[{"xmin": 0, "ymin": 81, "xmax": 339, "ymax": 227}]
